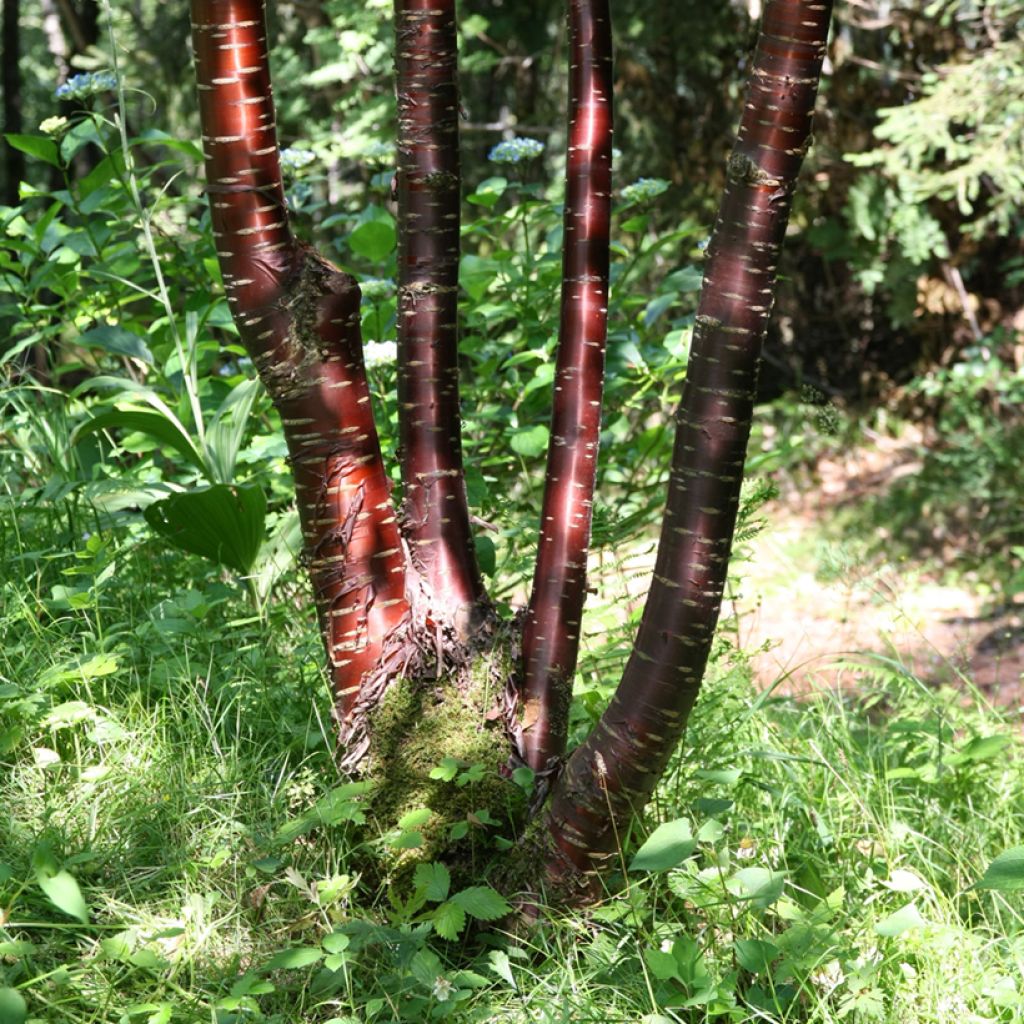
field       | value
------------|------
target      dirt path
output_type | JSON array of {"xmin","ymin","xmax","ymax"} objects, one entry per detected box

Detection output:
[{"xmin": 734, "ymin": 437, "xmax": 1024, "ymax": 707}]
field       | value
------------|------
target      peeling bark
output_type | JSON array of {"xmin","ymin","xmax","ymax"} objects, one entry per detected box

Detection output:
[
  {"xmin": 543, "ymin": 0, "xmax": 834, "ymax": 893},
  {"xmin": 191, "ymin": 0, "xmax": 410, "ymax": 744},
  {"xmin": 394, "ymin": 0, "xmax": 486, "ymax": 631},
  {"xmin": 518, "ymin": 0, "xmax": 614, "ymax": 777}
]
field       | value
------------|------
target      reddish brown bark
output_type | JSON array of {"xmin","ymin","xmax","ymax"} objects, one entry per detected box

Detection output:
[
  {"xmin": 519, "ymin": 0, "xmax": 614, "ymax": 776},
  {"xmin": 394, "ymin": 0, "xmax": 485, "ymax": 631},
  {"xmin": 544, "ymin": 0, "xmax": 834, "ymax": 892},
  {"xmin": 191, "ymin": 0, "xmax": 410, "ymax": 749}
]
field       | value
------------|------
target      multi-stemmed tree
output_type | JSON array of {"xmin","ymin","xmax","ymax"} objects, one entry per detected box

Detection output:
[{"xmin": 190, "ymin": 0, "xmax": 833, "ymax": 904}]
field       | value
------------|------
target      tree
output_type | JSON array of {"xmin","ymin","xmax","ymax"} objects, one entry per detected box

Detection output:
[{"xmin": 190, "ymin": 0, "xmax": 833, "ymax": 904}]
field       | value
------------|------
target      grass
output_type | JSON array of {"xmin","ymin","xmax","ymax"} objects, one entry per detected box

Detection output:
[{"xmin": 2, "ymin": 438, "xmax": 1024, "ymax": 1023}]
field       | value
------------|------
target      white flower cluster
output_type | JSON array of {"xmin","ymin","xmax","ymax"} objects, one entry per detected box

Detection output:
[
  {"xmin": 363, "ymin": 340, "xmax": 398, "ymax": 368},
  {"xmin": 279, "ymin": 148, "xmax": 316, "ymax": 172},
  {"xmin": 55, "ymin": 72, "xmax": 117, "ymax": 101}
]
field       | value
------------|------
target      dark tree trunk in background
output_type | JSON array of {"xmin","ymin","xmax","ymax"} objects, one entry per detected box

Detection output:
[
  {"xmin": 191, "ymin": 0, "xmax": 413, "ymax": 766},
  {"xmin": 2, "ymin": 0, "xmax": 24, "ymax": 206},
  {"xmin": 543, "ymin": 0, "xmax": 834, "ymax": 897},
  {"xmin": 394, "ymin": 0, "xmax": 487, "ymax": 633},
  {"xmin": 518, "ymin": 0, "xmax": 613, "ymax": 778}
]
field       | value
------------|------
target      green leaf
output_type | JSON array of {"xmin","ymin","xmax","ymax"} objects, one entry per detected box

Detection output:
[
  {"xmin": 145, "ymin": 484, "xmax": 267, "ymax": 573},
  {"xmin": 947, "ymin": 733, "xmax": 1013, "ymax": 766},
  {"xmin": 510, "ymin": 424, "xmax": 549, "ymax": 458},
  {"xmin": 875, "ymin": 901, "xmax": 926, "ymax": 937},
  {"xmin": 36, "ymin": 868, "xmax": 90, "ymax": 924},
  {"xmin": 263, "ymin": 947, "xmax": 324, "ymax": 971},
  {"xmin": 451, "ymin": 886, "xmax": 511, "ymax": 921},
  {"xmin": 399, "ymin": 808, "xmax": 433, "ymax": 831},
  {"xmin": 5, "ymin": 134, "xmax": 59, "ymax": 166},
  {"xmin": 77, "ymin": 324, "xmax": 154, "ymax": 365},
  {"xmin": 467, "ymin": 176, "xmax": 507, "ymax": 208},
  {"xmin": 74, "ymin": 409, "xmax": 207, "ymax": 477},
  {"xmin": 644, "ymin": 948, "xmax": 679, "ymax": 981},
  {"xmin": 734, "ymin": 938, "xmax": 778, "ymax": 974},
  {"xmin": 204, "ymin": 377, "xmax": 262, "ymax": 484},
  {"xmin": 629, "ymin": 818, "xmax": 696, "ymax": 872},
  {"xmin": 321, "ymin": 932, "xmax": 350, "ymax": 955},
  {"xmin": 727, "ymin": 868, "xmax": 786, "ymax": 908},
  {"xmin": 975, "ymin": 846, "xmax": 1024, "ymax": 892},
  {"xmin": 459, "ymin": 254, "xmax": 497, "ymax": 301},
  {"xmin": 414, "ymin": 862, "xmax": 451, "ymax": 903},
  {"xmin": 432, "ymin": 901, "xmax": 467, "ymax": 940},
  {"xmin": 429, "ymin": 757, "xmax": 460, "ymax": 782},
  {"xmin": 0, "ymin": 987, "xmax": 27, "ymax": 1024},
  {"xmin": 348, "ymin": 220, "xmax": 396, "ymax": 262}
]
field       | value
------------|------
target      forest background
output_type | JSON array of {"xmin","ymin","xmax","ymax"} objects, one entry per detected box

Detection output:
[{"xmin": 2, "ymin": 1, "xmax": 1024, "ymax": 1022}]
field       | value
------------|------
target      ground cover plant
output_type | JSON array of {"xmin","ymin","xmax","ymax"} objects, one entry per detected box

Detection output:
[{"xmin": 2, "ymin": 0, "xmax": 1024, "ymax": 1021}]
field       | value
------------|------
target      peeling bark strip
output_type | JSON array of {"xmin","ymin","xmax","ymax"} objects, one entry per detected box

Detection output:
[
  {"xmin": 519, "ymin": 0, "xmax": 614, "ymax": 774},
  {"xmin": 544, "ymin": 0, "xmax": 833, "ymax": 890},
  {"xmin": 394, "ymin": 0, "xmax": 484, "ymax": 626},
  {"xmin": 190, "ymin": 0, "xmax": 410, "ymax": 735}
]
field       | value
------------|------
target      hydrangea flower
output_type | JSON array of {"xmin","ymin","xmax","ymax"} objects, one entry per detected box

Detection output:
[
  {"xmin": 363, "ymin": 340, "xmax": 398, "ymax": 368},
  {"xmin": 39, "ymin": 116, "xmax": 69, "ymax": 137},
  {"xmin": 54, "ymin": 71, "xmax": 117, "ymax": 101},
  {"xmin": 279, "ymin": 147, "xmax": 316, "ymax": 172},
  {"xmin": 360, "ymin": 277, "xmax": 395, "ymax": 302},
  {"xmin": 621, "ymin": 177, "xmax": 669, "ymax": 205},
  {"xmin": 488, "ymin": 137, "xmax": 545, "ymax": 164}
]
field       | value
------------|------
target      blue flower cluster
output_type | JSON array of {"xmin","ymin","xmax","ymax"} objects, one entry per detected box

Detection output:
[
  {"xmin": 621, "ymin": 177, "xmax": 669, "ymax": 205},
  {"xmin": 54, "ymin": 72, "xmax": 117, "ymax": 101},
  {"xmin": 488, "ymin": 137, "xmax": 545, "ymax": 164},
  {"xmin": 279, "ymin": 148, "xmax": 316, "ymax": 172}
]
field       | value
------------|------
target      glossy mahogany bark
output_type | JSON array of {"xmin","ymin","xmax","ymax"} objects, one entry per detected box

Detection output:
[
  {"xmin": 394, "ymin": 0, "xmax": 485, "ymax": 630},
  {"xmin": 544, "ymin": 0, "xmax": 834, "ymax": 892},
  {"xmin": 519, "ymin": 0, "xmax": 613, "ymax": 775},
  {"xmin": 191, "ymin": 0, "xmax": 410, "ymax": 751}
]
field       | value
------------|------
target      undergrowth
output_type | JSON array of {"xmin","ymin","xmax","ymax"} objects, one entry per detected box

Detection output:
[{"xmin": 2, "ymin": 477, "xmax": 1023, "ymax": 1024}]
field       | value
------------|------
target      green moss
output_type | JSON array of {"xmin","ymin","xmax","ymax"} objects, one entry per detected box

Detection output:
[{"xmin": 361, "ymin": 638, "xmax": 526, "ymax": 884}]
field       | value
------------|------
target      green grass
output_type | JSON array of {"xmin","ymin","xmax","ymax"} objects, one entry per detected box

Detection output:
[{"xmin": 2, "ymin": 471, "xmax": 1024, "ymax": 1023}]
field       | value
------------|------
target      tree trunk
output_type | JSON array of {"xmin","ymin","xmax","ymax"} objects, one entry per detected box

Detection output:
[
  {"xmin": 191, "ymin": 0, "xmax": 414, "ymax": 766},
  {"xmin": 543, "ymin": 0, "xmax": 834, "ymax": 897},
  {"xmin": 393, "ymin": 0, "xmax": 487, "ymax": 633},
  {"xmin": 2, "ymin": 0, "xmax": 23, "ymax": 206},
  {"xmin": 518, "ymin": 0, "xmax": 613, "ymax": 777}
]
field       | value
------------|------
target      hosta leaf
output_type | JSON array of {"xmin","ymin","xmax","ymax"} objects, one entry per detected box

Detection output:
[
  {"xmin": 975, "ymin": 847, "xmax": 1024, "ymax": 892},
  {"xmin": 451, "ymin": 886, "xmax": 511, "ymax": 921},
  {"xmin": 74, "ymin": 409, "xmax": 206, "ymax": 477},
  {"xmin": 432, "ymin": 901, "xmax": 467, "ymax": 940},
  {"xmin": 629, "ymin": 818, "xmax": 696, "ymax": 872},
  {"xmin": 145, "ymin": 484, "xmax": 267, "ymax": 573}
]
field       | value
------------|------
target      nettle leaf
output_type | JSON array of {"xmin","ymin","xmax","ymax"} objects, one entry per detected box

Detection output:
[
  {"xmin": 145, "ymin": 484, "xmax": 267, "ymax": 573},
  {"xmin": 432, "ymin": 901, "xmax": 467, "ymax": 940},
  {"xmin": 263, "ymin": 947, "xmax": 324, "ymax": 971},
  {"xmin": 451, "ymin": 886, "xmax": 511, "ymax": 921},
  {"xmin": 975, "ymin": 846, "xmax": 1024, "ymax": 892},
  {"xmin": 36, "ymin": 868, "xmax": 90, "ymax": 924},
  {"xmin": 629, "ymin": 818, "xmax": 696, "ymax": 873},
  {"xmin": 510, "ymin": 424, "xmax": 549, "ymax": 459},
  {"xmin": 414, "ymin": 862, "xmax": 451, "ymax": 903}
]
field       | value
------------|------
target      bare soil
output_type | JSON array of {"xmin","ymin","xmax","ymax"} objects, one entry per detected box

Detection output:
[{"xmin": 735, "ymin": 432, "xmax": 1024, "ymax": 708}]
